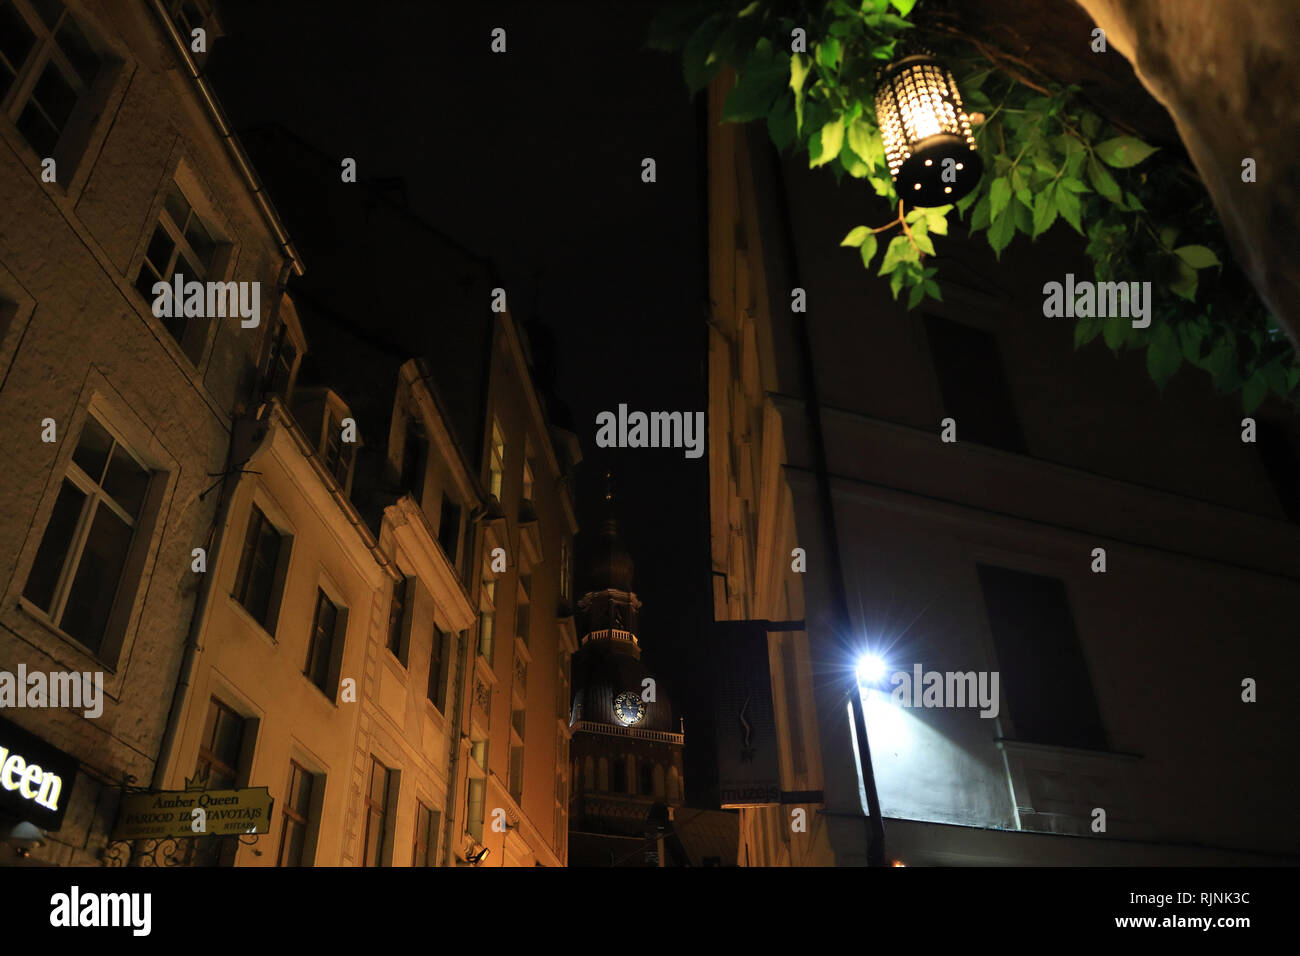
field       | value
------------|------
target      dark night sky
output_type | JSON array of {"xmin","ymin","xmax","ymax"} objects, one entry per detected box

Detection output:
[{"xmin": 208, "ymin": 2, "xmax": 718, "ymax": 798}]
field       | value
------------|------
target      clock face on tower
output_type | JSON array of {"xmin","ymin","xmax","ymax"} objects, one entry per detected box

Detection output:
[{"xmin": 613, "ymin": 691, "xmax": 646, "ymax": 726}]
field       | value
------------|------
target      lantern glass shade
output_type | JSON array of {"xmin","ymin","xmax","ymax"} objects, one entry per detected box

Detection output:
[{"xmin": 875, "ymin": 54, "xmax": 983, "ymax": 207}]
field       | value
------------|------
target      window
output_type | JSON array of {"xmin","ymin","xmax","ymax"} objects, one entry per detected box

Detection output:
[
  {"xmin": 321, "ymin": 410, "xmax": 354, "ymax": 489},
  {"xmin": 478, "ymin": 565, "xmax": 496, "ymax": 663},
  {"xmin": 515, "ymin": 573, "xmax": 531, "ymax": 648},
  {"xmin": 611, "ymin": 759, "xmax": 627, "ymax": 794},
  {"xmin": 437, "ymin": 493, "xmax": 461, "ymax": 569},
  {"xmin": 521, "ymin": 459, "xmax": 534, "ymax": 503},
  {"xmin": 187, "ymin": 697, "xmax": 248, "ymax": 866},
  {"xmin": 387, "ymin": 576, "xmax": 410, "ymax": 662},
  {"xmin": 401, "ymin": 413, "xmax": 428, "ymax": 505},
  {"xmin": 362, "ymin": 756, "xmax": 392, "ymax": 867},
  {"xmin": 277, "ymin": 761, "xmax": 317, "ymax": 867},
  {"xmin": 925, "ymin": 315, "xmax": 1025, "ymax": 453},
  {"xmin": 22, "ymin": 412, "xmax": 153, "ymax": 654},
  {"xmin": 413, "ymin": 801, "xmax": 440, "ymax": 867},
  {"xmin": 427, "ymin": 626, "xmax": 448, "ymax": 712},
  {"xmin": 488, "ymin": 419, "xmax": 505, "ymax": 500},
  {"xmin": 134, "ymin": 181, "xmax": 221, "ymax": 363},
  {"xmin": 1, "ymin": 0, "xmax": 103, "ymax": 160},
  {"xmin": 508, "ymin": 742, "xmax": 524, "ymax": 805},
  {"xmin": 264, "ymin": 320, "xmax": 298, "ymax": 401},
  {"xmin": 640, "ymin": 763, "xmax": 655, "ymax": 796},
  {"xmin": 470, "ymin": 738, "xmax": 488, "ymax": 772},
  {"xmin": 977, "ymin": 564, "xmax": 1106, "ymax": 750},
  {"xmin": 232, "ymin": 505, "xmax": 289, "ymax": 635},
  {"xmin": 466, "ymin": 776, "xmax": 486, "ymax": 843},
  {"xmin": 305, "ymin": 587, "xmax": 345, "ymax": 696}
]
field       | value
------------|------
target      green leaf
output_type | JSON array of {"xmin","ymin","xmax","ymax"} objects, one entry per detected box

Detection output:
[
  {"xmin": 841, "ymin": 226, "xmax": 870, "ymax": 247},
  {"xmin": 1173, "ymin": 245, "xmax": 1222, "ymax": 270},
  {"xmin": 767, "ymin": 95, "xmax": 796, "ymax": 150},
  {"xmin": 722, "ymin": 51, "xmax": 791, "ymax": 122},
  {"xmin": 860, "ymin": 231, "xmax": 879, "ymax": 268},
  {"xmin": 846, "ymin": 117, "xmax": 882, "ymax": 166},
  {"xmin": 1055, "ymin": 185, "xmax": 1083, "ymax": 234},
  {"xmin": 1031, "ymin": 187, "xmax": 1059, "ymax": 238},
  {"xmin": 969, "ymin": 194, "xmax": 991, "ymax": 232},
  {"xmin": 1059, "ymin": 177, "xmax": 1089, "ymax": 193},
  {"xmin": 1074, "ymin": 318, "xmax": 1104, "ymax": 348},
  {"xmin": 790, "ymin": 53, "xmax": 811, "ymax": 132},
  {"xmin": 907, "ymin": 282, "xmax": 924, "ymax": 309},
  {"xmin": 889, "ymin": 0, "xmax": 917, "ymax": 14},
  {"xmin": 1080, "ymin": 110, "xmax": 1102, "ymax": 139},
  {"xmin": 1169, "ymin": 258, "xmax": 1198, "ymax": 300},
  {"xmin": 987, "ymin": 208, "xmax": 1016, "ymax": 257},
  {"xmin": 924, "ymin": 206, "xmax": 951, "ymax": 235},
  {"xmin": 989, "ymin": 177, "xmax": 1011, "ymax": 221},
  {"xmin": 737, "ymin": 1, "xmax": 761, "ymax": 16},
  {"xmin": 878, "ymin": 234, "xmax": 916, "ymax": 275},
  {"xmin": 910, "ymin": 223, "xmax": 935, "ymax": 256},
  {"xmin": 811, "ymin": 118, "xmax": 844, "ymax": 168},
  {"xmin": 1102, "ymin": 317, "xmax": 1126, "ymax": 351},
  {"xmin": 923, "ymin": 279, "xmax": 942, "ymax": 301},
  {"xmin": 1086, "ymin": 155, "xmax": 1122, "ymax": 203},
  {"xmin": 1241, "ymin": 373, "xmax": 1269, "ymax": 413},
  {"xmin": 683, "ymin": 13, "xmax": 727, "ymax": 92},
  {"xmin": 1145, "ymin": 323, "xmax": 1182, "ymax": 389},
  {"xmin": 816, "ymin": 38, "xmax": 842, "ymax": 72},
  {"xmin": 1095, "ymin": 136, "xmax": 1159, "ymax": 168},
  {"xmin": 889, "ymin": 268, "xmax": 904, "ymax": 299}
]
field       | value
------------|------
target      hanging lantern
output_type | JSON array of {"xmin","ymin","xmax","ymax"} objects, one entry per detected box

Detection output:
[{"xmin": 874, "ymin": 53, "xmax": 983, "ymax": 207}]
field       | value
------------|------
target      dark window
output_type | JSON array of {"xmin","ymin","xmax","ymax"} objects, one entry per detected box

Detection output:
[
  {"xmin": 401, "ymin": 415, "xmax": 428, "ymax": 504},
  {"xmin": 387, "ymin": 577, "xmax": 409, "ymax": 661},
  {"xmin": 232, "ymin": 505, "xmax": 288, "ymax": 634},
  {"xmin": 611, "ymin": 759, "xmax": 627, "ymax": 794},
  {"xmin": 22, "ymin": 413, "xmax": 152, "ymax": 653},
  {"xmin": 188, "ymin": 697, "xmax": 247, "ymax": 866},
  {"xmin": 925, "ymin": 315, "xmax": 1025, "ymax": 453},
  {"xmin": 508, "ymin": 744, "xmax": 524, "ymax": 804},
  {"xmin": 304, "ymin": 588, "xmax": 340, "ymax": 694},
  {"xmin": 321, "ymin": 411, "xmax": 353, "ymax": 488},
  {"xmin": 362, "ymin": 756, "xmax": 391, "ymax": 867},
  {"xmin": 265, "ymin": 321, "xmax": 297, "ymax": 400},
  {"xmin": 515, "ymin": 574, "xmax": 531, "ymax": 647},
  {"xmin": 640, "ymin": 763, "xmax": 655, "ymax": 796},
  {"xmin": 427, "ymin": 626, "xmax": 448, "ymax": 711},
  {"xmin": 412, "ymin": 801, "xmax": 440, "ymax": 867},
  {"xmin": 134, "ymin": 182, "xmax": 220, "ymax": 363},
  {"xmin": 277, "ymin": 762, "xmax": 316, "ymax": 867},
  {"xmin": 3, "ymin": 0, "xmax": 102, "ymax": 158},
  {"xmin": 437, "ymin": 493, "xmax": 460, "ymax": 568},
  {"xmin": 977, "ymin": 564, "xmax": 1106, "ymax": 750}
]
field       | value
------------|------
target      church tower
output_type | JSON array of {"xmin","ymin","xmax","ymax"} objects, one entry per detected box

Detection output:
[{"xmin": 567, "ymin": 481, "xmax": 685, "ymax": 866}]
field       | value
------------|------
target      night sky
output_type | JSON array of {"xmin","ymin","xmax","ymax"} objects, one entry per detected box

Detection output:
[{"xmin": 208, "ymin": 1, "xmax": 718, "ymax": 798}]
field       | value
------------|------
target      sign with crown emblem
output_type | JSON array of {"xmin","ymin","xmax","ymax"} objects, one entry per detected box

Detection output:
[{"xmin": 715, "ymin": 621, "xmax": 782, "ymax": 808}]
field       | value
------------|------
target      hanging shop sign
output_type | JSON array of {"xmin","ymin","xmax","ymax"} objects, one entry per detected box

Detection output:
[{"xmin": 112, "ymin": 787, "xmax": 274, "ymax": 841}]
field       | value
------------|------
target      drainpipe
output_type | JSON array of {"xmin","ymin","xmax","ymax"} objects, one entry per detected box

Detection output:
[{"xmin": 765, "ymin": 138, "xmax": 887, "ymax": 867}]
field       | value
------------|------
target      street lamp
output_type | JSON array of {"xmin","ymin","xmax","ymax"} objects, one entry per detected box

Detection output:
[
  {"xmin": 875, "ymin": 53, "xmax": 983, "ymax": 207},
  {"xmin": 856, "ymin": 653, "xmax": 889, "ymax": 686}
]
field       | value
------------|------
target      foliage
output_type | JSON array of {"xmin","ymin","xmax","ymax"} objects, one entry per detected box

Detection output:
[{"xmin": 648, "ymin": 0, "xmax": 1299, "ymax": 412}]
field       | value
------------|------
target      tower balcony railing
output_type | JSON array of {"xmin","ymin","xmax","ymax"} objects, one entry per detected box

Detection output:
[
  {"xmin": 572, "ymin": 720, "xmax": 683, "ymax": 745},
  {"xmin": 581, "ymin": 628, "xmax": 638, "ymax": 647}
]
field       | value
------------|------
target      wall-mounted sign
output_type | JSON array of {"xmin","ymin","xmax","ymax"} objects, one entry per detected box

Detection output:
[
  {"xmin": 112, "ymin": 787, "xmax": 274, "ymax": 841},
  {"xmin": 714, "ymin": 621, "xmax": 783, "ymax": 808},
  {"xmin": 0, "ymin": 715, "xmax": 79, "ymax": 831}
]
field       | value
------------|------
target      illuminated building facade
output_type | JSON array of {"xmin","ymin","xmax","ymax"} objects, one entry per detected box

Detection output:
[{"xmin": 705, "ymin": 69, "xmax": 1300, "ymax": 866}]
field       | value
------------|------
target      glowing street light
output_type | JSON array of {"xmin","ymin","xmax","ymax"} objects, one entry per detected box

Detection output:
[
  {"xmin": 856, "ymin": 653, "xmax": 889, "ymax": 686},
  {"xmin": 875, "ymin": 53, "xmax": 983, "ymax": 207}
]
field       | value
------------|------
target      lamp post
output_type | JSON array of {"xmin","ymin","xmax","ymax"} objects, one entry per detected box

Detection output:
[{"xmin": 875, "ymin": 53, "xmax": 983, "ymax": 206}]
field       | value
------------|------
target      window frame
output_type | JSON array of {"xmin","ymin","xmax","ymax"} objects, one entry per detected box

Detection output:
[
  {"xmin": 231, "ymin": 502, "xmax": 291, "ymax": 638},
  {"xmin": 20, "ymin": 409, "xmax": 157, "ymax": 657},
  {"xmin": 276, "ymin": 760, "xmax": 317, "ymax": 867}
]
